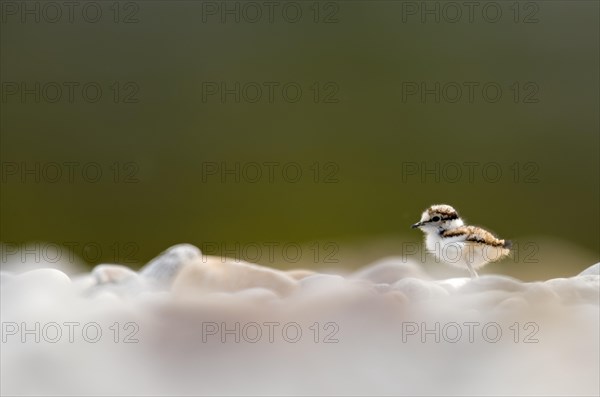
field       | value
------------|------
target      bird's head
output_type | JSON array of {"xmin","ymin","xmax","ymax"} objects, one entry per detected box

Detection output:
[{"xmin": 411, "ymin": 204, "xmax": 463, "ymax": 233}]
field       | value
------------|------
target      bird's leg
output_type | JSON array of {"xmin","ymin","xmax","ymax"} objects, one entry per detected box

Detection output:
[{"xmin": 466, "ymin": 259, "xmax": 478, "ymax": 279}]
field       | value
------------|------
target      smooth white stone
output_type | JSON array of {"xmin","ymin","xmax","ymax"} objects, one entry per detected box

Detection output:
[
  {"xmin": 521, "ymin": 282, "xmax": 560, "ymax": 304},
  {"xmin": 460, "ymin": 275, "xmax": 526, "ymax": 293},
  {"xmin": 139, "ymin": 244, "xmax": 202, "ymax": 285},
  {"xmin": 172, "ymin": 256, "xmax": 299, "ymax": 297},
  {"xmin": 392, "ymin": 277, "xmax": 449, "ymax": 301},
  {"xmin": 385, "ymin": 290, "xmax": 409, "ymax": 305},
  {"xmin": 0, "ymin": 242, "xmax": 87, "ymax": 276},
  {"xmin": 0, "ymin": 271, "xmax": 14, "ymax": 284},
  {"xmin": 351, "ymin": 257, "xmax": 430, "ymax": 284},
  {"xmin": 2, "ymin": 269, "xmax": 72, "ymax": 317},
  {"xmin": 577, "ymin": 262, "xmax": 600, "ymax": 276},
  {"xmin": 294, "ymin": 274, "xmax": 376, "ymax": 306},
  {"xmin": 545, "ymin": 276, "xmax": 600, "ymax": 304},
  {"xmin": 291, "ymin": 275, "xmax": 376, "ymax": 313},
  {"xmin": 453, "ymin": 289, "xmax": 514, "ymax": 309},
  {"xmin": 133, "ymin": 291, "xmax": 171, "ymax": 306},
  {"xmin": 92, "ymin": 264, "xmax": 138, "ymax": 285},
  {"xmin": 373, "ymin": 283, "xmax": 392, "ymax": 293},
  {"xmin": 436, "ymin": 277, "xmax": 471, "ymax": 292},
  {"xmin": 16, "ymin": 268, "xmax": 71, "ymax": 288},
  {"xmin": 81, "ymin": 265, "xmax": 152, "ymax": 298},
  {"xmin": 298, "ymin": 274, "xmax": 347, "ymax": 292},
  {"xmin": 285, "ymin": 269, "xmax": 317, "ymax": 280},
  {"xmin": 234, "ymin": 288, "xmax": 280, "ymax": 303},
  {"xmin": 70, "ymin": 274, "xmax": 97, "ymax": 293},
  {"xmin": 495, "ymin": 296, "xmax": 530, "ymax": 311}
]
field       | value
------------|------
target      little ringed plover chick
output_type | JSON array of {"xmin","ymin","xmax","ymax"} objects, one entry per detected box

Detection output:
[{"xmin": 411, "ymin": 204, "xmax": 511, "ymax": 278}]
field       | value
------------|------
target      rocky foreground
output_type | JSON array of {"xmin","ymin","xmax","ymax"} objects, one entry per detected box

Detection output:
[{"xmin": 1, "ymin": 244, "xmax": 599, "ymax": 396}]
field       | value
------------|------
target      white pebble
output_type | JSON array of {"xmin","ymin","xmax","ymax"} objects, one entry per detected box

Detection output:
[
  {"xmin": 351, "ymin": 257, "xmax": 430, "ymax": 284},
  {"xmin": 577, "ymin": 262, "xmax": 600, "ymax": 277},
  {"xmin": 392, "ymin": 277, "xmax": 449, "ymax": 301},
  {"xmin": 234, "ymin": 288, "xmax": 280, "ymax": 303},
  {"xmin": 172, "ymin": 256, "xmax": 298, "ymax": 297},
  {"xmin": 92, "ymin": 264, "xmax": 138, "ymax": 285},
  {"xmin": 16, "ymin": 268, "xmax": 71, "ymax": 288},
  {"xmin": 461, "ymin": 275, "xmax": 526, "ymax": 293},
  {"xmin": 298, "ymin": 274, "xmax": 347, "ymax": 292},
  {"xmin": 139, "ymin": 244, "xmax": 202, "ymax": 286}
]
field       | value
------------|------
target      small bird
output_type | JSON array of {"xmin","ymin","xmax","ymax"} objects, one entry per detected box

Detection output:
[{"xmin": 411, "ymin": 204, "xmax": 511, "ymax": 278}]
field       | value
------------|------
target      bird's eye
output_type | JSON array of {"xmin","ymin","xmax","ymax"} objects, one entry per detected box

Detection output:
[{"xmin": 431, "ymin": 216, "xmax": 440, "ymax": 222}]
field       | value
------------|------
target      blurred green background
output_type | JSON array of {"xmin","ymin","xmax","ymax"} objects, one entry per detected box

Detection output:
[{"xmin": 1, "ymin": 1, "xmax": 598, "ymax": 279}]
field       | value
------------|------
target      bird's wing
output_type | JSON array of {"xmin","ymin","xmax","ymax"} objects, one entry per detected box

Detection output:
[
  {"xmin": 442, "ymin": 226, "xmax": 509, "ymax": 248},
  {"xmin": 443, "ymin": 226, "xmax": 511, "ymax": 263}
]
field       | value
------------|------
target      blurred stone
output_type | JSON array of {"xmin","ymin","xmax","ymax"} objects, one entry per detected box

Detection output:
[
  {"xmin": 577, "ymin": 262, "xmax": 600, "ymax": 276},
  {"xmin": 495, "ymin": 296, "xmax": 530, "ymax": 311},
  {"xmin": 292, "ymin": 274, "xmax": 375, "ymax": 314},
  {"xmin": 545, "ymin": 276, "xmax": 600, "ymax": 304},
  {"xmin": 234, "ymin": 288, "xmax": 280, "ymax": 304},
  {"xmin": 172, "ymin": 256, "xmax": 299, "ymax": 297},
  {"xmin": 85, "ymin": 264, "xmax": 149, "ymax": 298},
  {"xmin": 386, "ymin": 290, "xmax": 409, "ymax": 305},
  {"xmin": 521, "ymin": 282, "xmax": 560, "ymax": 304},
  {"xmin": 285, "ymin": 269, "xmax": 317, "ymax": 280},
  {"xmin": 392, "ymin": 277, "xmax": 449, "ymax": 301},
  {"xmin": 460, "ymin": 275, "xmax": 526, "ymax": 293},
  {"xmin": 16, "ymin": 268, "xmax": 71, "ymax": 288},
  {"xmin": 351, "ymin": 257, "xmax": 430, "ymax": 284},
  {"xmin": 89, "ymin": 289, "xmax": 122, "ymax": 304},
  {"xmin": 3, "ymin": 253, "xmax": 600, "ymax": 396},
  {"xmin": 298, "ymin": 274, "xmax": 347, "ymax": 293},
  {"xmin": 70, "ymin": 273, "xmax": 96, "ymax": 290},
  {"xmin": 0, "ymin": 242, "xmax": 87, "ymax": 276},
  {"xmin": 0, "ymin": 271, "xmax": 14, "ymax": 285},
  {"xmin": 2, "ymin": 269, "xmax": 72, "ymax": 317},
  {"xmin": 456, "ymin": 289, "xmax": 514, "ymax": 310},
  {"xmin": 372, "ymin": 283, "xmax": 392, "ymax": 293},
  {"xmin": 436, "ymin": 277, "xmax": 470, "ymax": 292},
  {"xmin": 92, "ymin": 264, "xmax": 138, "ymax": 285},
  {"xmin": 139, "ymin": 244, "xmax": 201, "ymax": 286}
]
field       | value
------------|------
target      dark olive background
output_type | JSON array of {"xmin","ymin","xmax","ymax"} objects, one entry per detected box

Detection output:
[{"xmin": 1, "ymin": 1, "xmax": 598, "ymax": 278}]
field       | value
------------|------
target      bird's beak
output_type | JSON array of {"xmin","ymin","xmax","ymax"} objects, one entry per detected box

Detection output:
[{"xmin": 411, "ymin": 222, "xmax": 422, "ymax": 229}]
